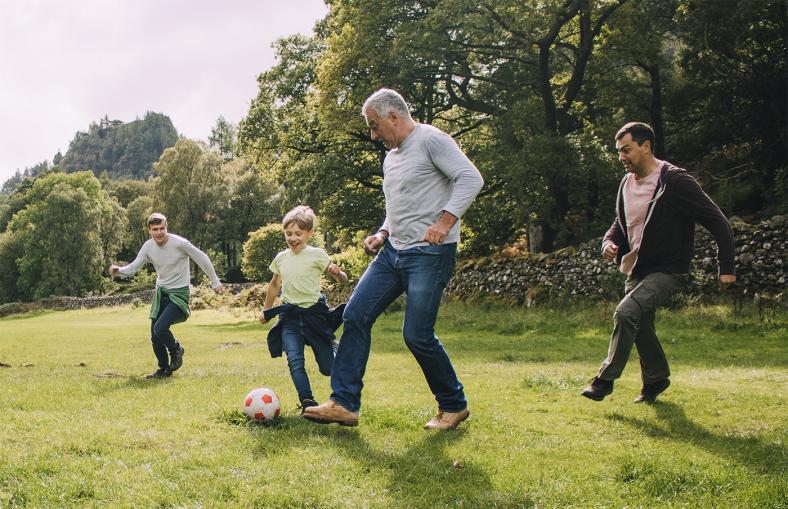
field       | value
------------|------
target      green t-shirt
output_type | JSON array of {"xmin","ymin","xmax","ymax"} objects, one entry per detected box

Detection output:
[{"xmin": 269, "ymin": 246, "xmax": 331, "ymax": 307}]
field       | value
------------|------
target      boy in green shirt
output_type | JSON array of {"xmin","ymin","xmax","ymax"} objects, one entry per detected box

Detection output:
[{"xmin": 260, "ymin": 206, "xmax": 348, "ymax": 412}]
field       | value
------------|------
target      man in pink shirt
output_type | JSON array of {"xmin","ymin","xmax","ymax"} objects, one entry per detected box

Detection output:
[{"xmin": 581, "ymin": 122, "xmax": 736, "ymax": 403}]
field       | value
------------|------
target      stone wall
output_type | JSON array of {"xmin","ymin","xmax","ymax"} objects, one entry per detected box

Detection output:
[
  {"xmin": 0, "ymin": 217, "xmax": 783, "ymax": 317},
  {"xmin": 446, "ymin": 216, "xmax": 786, "ymax": 304}
]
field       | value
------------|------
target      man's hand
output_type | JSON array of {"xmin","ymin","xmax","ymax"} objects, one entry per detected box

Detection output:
[
  {"xmin": 602, "ymin": 242, "xmax": 619, "ymax": 262},
  {"xmin": 259, "ymin": 310, "xmax": 269, "ymax": 324},
  {"xmin": 719, "ymin": 274, "xmax": 736, "ymax": 291},
  {"xmin": 364, "ymin": 232, "xmax": 386, "ymax": 255},
  {"xmin": 422, "ymin": 212, "xmax": 457, "ymax": 245},
  {"xmin": 213, "ymin": 284, "xmax": 226, "ymax": 295},
  {"xmin": 109, "ymin": 264, "xmax": 119, "ymax": 277}
]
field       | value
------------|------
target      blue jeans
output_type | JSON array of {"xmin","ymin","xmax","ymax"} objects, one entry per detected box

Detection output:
[
  {"xmin": 281, "ymin": 316, "xmax": 335, "ymax": 402},
  {"xmin": 330, "ymin": 241, "xmax": 466, "ymax": 413},
  {"xmin": 150, "ymin": 294, "xmax": 185, "ymax": 370}
]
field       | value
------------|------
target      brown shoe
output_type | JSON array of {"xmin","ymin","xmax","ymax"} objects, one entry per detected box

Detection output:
[
  {"xmin": 302, "ymin": 399, "xmax": 359, "ymax": 426},
  {"xmin": 424, "ymin": 408, "xmax": 470, "ymax": 430}
]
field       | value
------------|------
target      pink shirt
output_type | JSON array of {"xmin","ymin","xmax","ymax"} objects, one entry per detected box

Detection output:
[{"xmin": 619, "ymin": 170, "xmax": 660, "ymax": 275}]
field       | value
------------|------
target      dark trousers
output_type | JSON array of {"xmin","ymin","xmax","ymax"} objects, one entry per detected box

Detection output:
[
  {"xmin": 598, "ymin": 272, "xmax": 683, "ymax": 384},
  {"xmin": 150, "ymin": 294, "xmax": 186, "ymax": 370}
]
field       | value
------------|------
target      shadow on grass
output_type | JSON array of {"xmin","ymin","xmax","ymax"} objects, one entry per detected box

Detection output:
[
  {"xmin": 299, "ymin": 426, "xmax": 499, "ymax": 507},
  {"xmin": 608, "ymin": 401, "xmax": 786, "ymax": 475},
  {"xmin": 91, "ymin": 374, "xmax": 175, "ymax": 392},
  {"xmin": 223, "ymin": 412, "xmax": 527, "ymax": 507}
]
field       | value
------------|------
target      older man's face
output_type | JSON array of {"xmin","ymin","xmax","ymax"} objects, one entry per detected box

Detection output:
[{"xmin": 364, "ymin": 108, "xmax": 398, "ymax": 149}]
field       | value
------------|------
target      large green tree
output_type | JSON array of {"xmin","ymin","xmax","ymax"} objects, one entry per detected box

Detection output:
[
  {"xmin": 5, "ymin": 172, "xmax": 125, "ymax": 300},
  {"xmin": 239, "ymin": 0, "xmax": 785, "ymax": 255}
]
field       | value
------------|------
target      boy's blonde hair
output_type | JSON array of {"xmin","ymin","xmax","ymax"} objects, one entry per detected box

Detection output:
[{"xmin": 282, "ymin": 205, "xmax": 316, "ymax": 231}]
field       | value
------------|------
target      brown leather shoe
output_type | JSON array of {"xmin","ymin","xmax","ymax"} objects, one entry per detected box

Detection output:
[
  {"xmin": 302, "ymin": 399, "xmax": 359, "ymax": 426},
  {"xmin": 424, "ymin": 408, "xmax": 470, "ymax": 430}
]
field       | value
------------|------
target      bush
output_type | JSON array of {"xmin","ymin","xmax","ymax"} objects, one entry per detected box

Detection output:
[{"xmin": 331, "ymin": 231, "xmax": 373, "ymax": 281}]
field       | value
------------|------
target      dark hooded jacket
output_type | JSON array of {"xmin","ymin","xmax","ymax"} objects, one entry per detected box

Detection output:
[{"xmin": 603, "ymin": 161, "xmax": 735, "ymax": 278}]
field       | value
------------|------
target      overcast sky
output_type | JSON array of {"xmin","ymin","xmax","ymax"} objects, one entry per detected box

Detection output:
[{"xmin": 0, "ymin": 0, "xmax": 328, "ymax": 184}]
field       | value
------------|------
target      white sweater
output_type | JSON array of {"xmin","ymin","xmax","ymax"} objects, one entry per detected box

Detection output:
[
  {"xmin": 116, "ymin": 234, "xmax": 221, "ymax": 289},
  {"xmin": 380, "ymin": 124, "xmax": 483, "ymax": 249}
]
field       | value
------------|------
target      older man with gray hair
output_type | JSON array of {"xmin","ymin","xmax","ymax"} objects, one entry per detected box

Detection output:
[{"xmin": 304, "ymin": 88, "xmax": 483, "ymax": 430}]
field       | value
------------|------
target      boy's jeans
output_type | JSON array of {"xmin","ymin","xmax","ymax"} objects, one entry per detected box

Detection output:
[
  {"xmin": 598, "ymin": 272, "xmax": 684, "ymax": 384},
  {"xmin": 330, "ymin": 241, "xmax": 467, "ymax": 413},
  {"xmin": 150, "ymin": 294, "xmax": 185, "ymax": 370},
  {"xmin": 281, "ymin": 317, "xmax": 334, "ymax": 402}
]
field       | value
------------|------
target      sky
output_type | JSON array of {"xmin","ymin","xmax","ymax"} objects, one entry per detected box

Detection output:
[{"xmin": 0, "ymin": 0, "xmax": 329, "ymax": 185}]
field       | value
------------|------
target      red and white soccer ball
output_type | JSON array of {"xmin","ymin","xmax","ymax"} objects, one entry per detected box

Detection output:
[{"xmin": 243, "ymin": 387, "xmax": 281, "ymax": 421}]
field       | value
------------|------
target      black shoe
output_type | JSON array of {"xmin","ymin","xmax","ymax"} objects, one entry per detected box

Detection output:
[
  {"xmin": 581, "ymin": 377, "xmax": 614, "ymax": 401},
  {"xmin": 169, "ymin": 345, "xmax": 184, "ymax": 372},
  {"xmin": 298, "ymin": 398, "xmax": 318, "ymax": 415},
  {"xmin": 145, "ymin": 368, "xmax": 171, "ymax": 379},
  {"xmin": 634, "ymin": 378, "xmax": 670, "ymax": 403}
]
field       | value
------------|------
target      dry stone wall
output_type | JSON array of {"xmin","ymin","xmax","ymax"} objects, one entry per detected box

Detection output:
[
  {"xmin": 0, "ymin": 217, "xmax": 783, "ymax": 317},
  {"xmin": 446, "ymin": 216, "xmax": 786, "ymax": 303}
]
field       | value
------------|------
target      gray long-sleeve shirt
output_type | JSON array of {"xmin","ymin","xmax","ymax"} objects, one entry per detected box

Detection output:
[
  {"xmin": 380, "ymin": 124, "xmax": 484, "ymax": 250},
  {"xmin": 116, "ymin": 234, "xmax": 221, "ymax": 289}
]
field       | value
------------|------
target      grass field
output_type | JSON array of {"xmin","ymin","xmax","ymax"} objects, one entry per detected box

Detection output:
[{"xmin": 0, "ymin": 300, "xmax": 785, "ymax": 508}]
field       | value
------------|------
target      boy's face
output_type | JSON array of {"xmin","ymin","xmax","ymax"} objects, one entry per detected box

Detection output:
[{"xmin": 283, "ymin": 223, "xmax": 312, "ymax": 253}]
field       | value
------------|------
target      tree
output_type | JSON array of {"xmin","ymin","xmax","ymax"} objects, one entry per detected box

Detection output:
[
  {"xmin": 218, "ymin": 158, "xmax": 282, "ymax": 274},
  {"xmin": 314, "ymin": 0, "xmax": 627, "ymax": 251},
  {"xmin": 6, "ymin": 172, "xmax": 125, "ymax": 300},
  {"xmin": 151, "ymin": 138, "xmax": 229, "ymax": 250},
  {"xmin": 208, "ymin": 116, "xmax": 238, "ymax": 161}
]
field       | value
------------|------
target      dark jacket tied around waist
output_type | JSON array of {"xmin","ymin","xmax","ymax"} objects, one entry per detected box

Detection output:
[{"xmin": 264, "ymin": 296, "xmax": 346, "ymax": 358}]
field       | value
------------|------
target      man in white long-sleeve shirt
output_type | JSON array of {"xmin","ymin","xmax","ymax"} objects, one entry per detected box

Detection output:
[
  {"xmin": 110, "ymin": 213, "xmax": 224, "ymax": 379},
  {"xmin": 304, "ymin": 88, "xmax": 483, "ymax": 429}
]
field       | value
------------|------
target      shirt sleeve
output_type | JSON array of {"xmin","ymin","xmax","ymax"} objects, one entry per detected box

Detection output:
[
  {"xmin": 671, "ymin": 172, "xmax": 736, "ymax": 275},
  {"xmin": 116, "ymin": 242, "xmax": 150, "ymax": 278},
  {"xmin": 316, "ymin": 249, "xmax": 331, "ymax": 272},
  {"xmin": 269, "ymin": 253, "xmax": 281, "ymax": 275},
  {"xmin": 425, "ymin": 131, "xmax": 484, "ymax": 219},
  {"xmin": 180, "ymin": 239, "xmax": 222, "ymax": 288}
]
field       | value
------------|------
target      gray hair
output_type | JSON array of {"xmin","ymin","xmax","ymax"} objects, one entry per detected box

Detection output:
[{"xmin": 362, "ymin": 88, "xmax": 412, "ymax": 120}]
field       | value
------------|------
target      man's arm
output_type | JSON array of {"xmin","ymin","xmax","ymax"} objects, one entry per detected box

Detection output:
[
  {"xmin": 364, "ymin": 227, "xmax": 389, "ymax": 255},
  {"xmin": 671, "ymin": 172, "xmax": 736, "ymax": 277},
  {"xmin": 180, "ymin": 240, "xmax": 223, "ymax": 290},
  {"xmin": 423, "ymin": 211, "xmax": 457, "ymax": 245},
  {"xmin": 602, "ymin": 219, "xmax": 625, "ymax": 262},
  {"xmin": 111, "ymin": 243, "xmax": 149, "ymax": 278},
  {"xmin": 424, "ymin": 132, "xmax": 484, "ymax": 243}
]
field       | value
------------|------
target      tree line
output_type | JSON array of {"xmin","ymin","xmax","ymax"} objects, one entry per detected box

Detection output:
[{"xmin": 0, "ymin": 0, "xmax": 784, "ymax": 303}]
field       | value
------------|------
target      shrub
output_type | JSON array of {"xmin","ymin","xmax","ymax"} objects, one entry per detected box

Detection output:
[{"xmin": 331, "ymin": 231, "xmax": 373, "ymax": 281}]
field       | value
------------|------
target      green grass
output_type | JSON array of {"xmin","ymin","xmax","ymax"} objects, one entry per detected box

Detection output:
[{"xmin": 0, "ymin": 300, "xmax": 785, "ymax": 508}]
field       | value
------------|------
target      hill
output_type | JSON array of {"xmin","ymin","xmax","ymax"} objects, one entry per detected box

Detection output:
[{"xmin": 60, "ymin": 112, "xmax": 178, "ymax": 179}]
